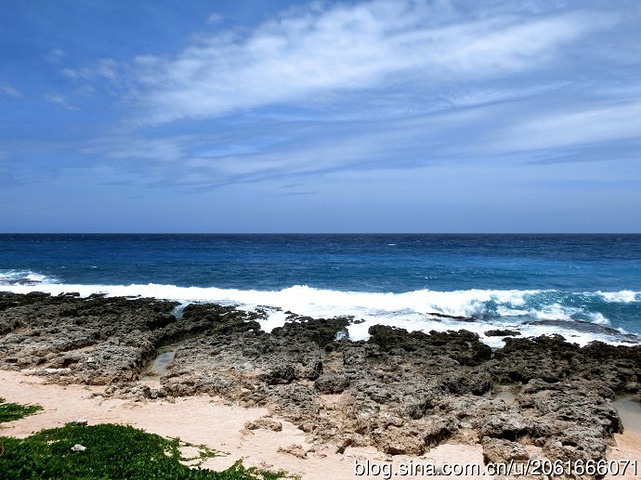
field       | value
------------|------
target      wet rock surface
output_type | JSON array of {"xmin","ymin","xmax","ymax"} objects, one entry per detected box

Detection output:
[
  {"xmin": 0, "ymin": 292, "xmax": 181, "ymax": 384},
  {"xmin": 1, "ymin": 292, "xmax": 640, "ymax": 478}
]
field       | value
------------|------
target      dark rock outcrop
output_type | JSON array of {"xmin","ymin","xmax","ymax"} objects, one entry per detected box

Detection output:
[{"xmin": 1, "ymin": 292, "xmax": 639, "ymax": 478}]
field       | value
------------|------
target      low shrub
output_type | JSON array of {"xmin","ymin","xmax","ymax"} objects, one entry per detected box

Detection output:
[
  {"xmin": 0, "ymin": 423, "xmax": 293, "ymax": 479},
  {"xmin": 0, "ymin": 397, "xmax": 42, "ymax": 423}
]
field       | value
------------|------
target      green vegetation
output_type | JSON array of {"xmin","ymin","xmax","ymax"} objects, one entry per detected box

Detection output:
[
  {"xmin": 0, "ymin": 423, "xmax": 294, "ymax": 479},
  {"xmin": 0, "ymin": 397, "xmax": 42, "ymax": 423}
]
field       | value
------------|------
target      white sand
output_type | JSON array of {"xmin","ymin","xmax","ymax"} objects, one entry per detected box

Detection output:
[{"xmin": 1, "ymin": 369, "xmax": 639, "ymax": 480}]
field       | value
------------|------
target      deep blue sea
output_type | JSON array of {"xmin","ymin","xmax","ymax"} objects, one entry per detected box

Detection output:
[{"xmin": 1, "ymin": 234, "xmax": 640, "ymax": 346}]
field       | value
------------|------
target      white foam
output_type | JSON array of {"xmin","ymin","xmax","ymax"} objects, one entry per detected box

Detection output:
[
  {"xmin": 262, "ymin": 310, "xmax": 289, "ymax": 333},
  {"xmin": 530, "ymin": 303, "xmax": 581, "ymax": 321},
  {"xmin": 0, "ymin": 269, "xmax": 59, "ymax": 286},
  {"xmin": 1, "ymin": 282, "xmax": 638, "ymax": 346},
  {"xmin": 597, "ymin": 290, "xmax": 641, "ymax": 303},
  {"xmin": 587, "ymin": 312, "xmax": 611, "ymax": 325}
]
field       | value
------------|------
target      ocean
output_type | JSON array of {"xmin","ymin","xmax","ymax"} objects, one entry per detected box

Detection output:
[{"xmin": 1, "ymin": 234, "xmax": 640, "ymax": 347}]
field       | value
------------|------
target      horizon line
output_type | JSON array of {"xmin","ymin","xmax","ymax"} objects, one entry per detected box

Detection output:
[{"xmin": 1, "ymin": 232, "xmax": 640, "ymax": 236}]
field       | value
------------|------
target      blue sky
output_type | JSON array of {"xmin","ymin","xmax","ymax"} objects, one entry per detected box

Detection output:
[{"xmin": 1, "ymin": 0, "xmax": 639, "ymax": 233}]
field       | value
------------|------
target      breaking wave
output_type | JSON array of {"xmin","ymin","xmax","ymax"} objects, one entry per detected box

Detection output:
[
  {"xmin": 2, "ymin": 278, "xmax": 640, "ymax": 347},
  {"xmin": 0, "ymin": 269, "xmax": 59, "ymax": 286}
]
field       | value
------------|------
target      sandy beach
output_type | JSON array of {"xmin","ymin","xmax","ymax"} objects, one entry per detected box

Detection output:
[
  {"xmin": 2, "ymin": 369, "xmax": 641, "ymax": 479},
  {"xmin": 0, "ymin": 369, "xmax": 491, "ymax": 479}
]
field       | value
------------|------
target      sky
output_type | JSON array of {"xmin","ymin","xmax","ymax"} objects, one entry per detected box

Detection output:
[{"xmin": 0, "ymin": 0, "xmax": 640, "ymax": 233}]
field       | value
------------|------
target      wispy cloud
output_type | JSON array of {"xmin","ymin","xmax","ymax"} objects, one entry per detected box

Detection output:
[
  {"xmin": 62, "ymin": 57, "xmax": 120, "ymax": 82},
  {"xmin": 46, "ymin": 48, "xmax": 65, "ymax": 64},
  {"xmin": 3, "ymin": 0, "xmax": 638, "ymax": 202},
  {"xmin": 206, "ymin": 13, "xmax": 224, "ymax": 25},
  {"xmin": 129, "ymin": 0, "xmax": 611, "ymax": 124},
  {"xmin": 1, "ymin": 83, "xmax": 22, "ymax": 98},
  {"xmin": 496, "ymin": 101, "xmax": 641, "ymax": 153},
  {"xmin": 44, "ymin": 93, "xmax": 77, "ymax": 110}
]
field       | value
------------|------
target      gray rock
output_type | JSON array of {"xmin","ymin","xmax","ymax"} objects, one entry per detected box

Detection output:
[
  {"xmin": 479, "ymin": 411, "xmax": 529, "ymax": 440},
  {"xmin": 1, "ymin": 292, "xmax": 639, "ymax": 463},
  {"xmin": 481, "ymin": 437, "xmax": 530, "ymax": 464},
  {"xmin": 315, "ymin": 373, "xmax": 350, "ymax": 394},
  {"xmin": 244, "ymin": 417, "xmax": 283, "ymax": 432}
]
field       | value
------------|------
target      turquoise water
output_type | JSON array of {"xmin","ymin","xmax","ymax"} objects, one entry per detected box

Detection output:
[{"xmin": 1, "ymin": 234, "xmax": 640, "ymax": 344}]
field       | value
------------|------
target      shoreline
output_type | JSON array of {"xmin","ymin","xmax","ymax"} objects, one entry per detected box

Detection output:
[
  {"xmin": 2, "ymin": 282, "xmax": 640, "ymax": 350},
  {"xmin": 1, "ymin": 291, "xmax": 641, "ymax": 479}
]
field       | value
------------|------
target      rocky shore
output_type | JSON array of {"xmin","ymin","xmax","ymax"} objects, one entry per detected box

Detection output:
[{"xmin": 1, "ymin": 292, "xmax": 640, "ymax": 479}]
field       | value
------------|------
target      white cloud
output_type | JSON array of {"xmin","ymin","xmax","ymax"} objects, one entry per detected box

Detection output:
[
  {"xmin": 206, "ymin": 13, "xmax": 223, "ymax": 25},
  {"xmin": 131, "ymin": 0, "xmax": 607, "ymax": 123},
  {"xmin": 46, "ymin": 48, "xmax": 65, "ymax": 63},
  {"xmin": 61, "ymin": 68, "xmax": 79, "ymax": 80},
  {"xmin": 96, "ymin": 58, "xmax": 118, "ymax": 80},
  {"xmin": 44, "ymin": 93, "xmax": 77, "ymax": 110},
  {"xmin": 484, "ymin": 101, "xmax": 641, "ymax": 154},
  {"xmin": 23, "ymin": 1, "xmax": 634, "ymax": 194},
  {"xmin": 83, "ymin": 136, "xmax": 195, "ymax": 163},
  {"xmin": 75, "ymin": 88, "xmax": 640, "ymax": 191},
  {"xmin": 1, "ymin": 83, "xmax": 22, "ymax": 98},
  {"xmin": 61, "ymin": 58, "xmax": 120, "ymax": 85}
]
